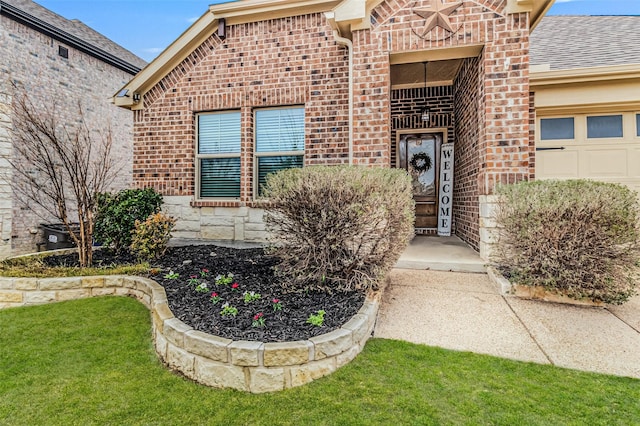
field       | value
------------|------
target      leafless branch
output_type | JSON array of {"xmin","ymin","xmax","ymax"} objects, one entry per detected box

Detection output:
[{"xmin": 3, "ymin": 82, "xmax": 123, "ymax": 266}]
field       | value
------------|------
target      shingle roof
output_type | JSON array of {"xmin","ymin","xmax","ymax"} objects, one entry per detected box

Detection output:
[
  {"xmin": 531, "ymin": 15, "xmax": 640, "ymax": 70},
  {"xmin": 1, "ymin": 0, "xmax": 146, "ymax": 72}
]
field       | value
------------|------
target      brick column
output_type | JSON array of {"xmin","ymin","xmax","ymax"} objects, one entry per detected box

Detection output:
[
  {"xmin": 351, "ymin": 30, "xmax": 391, "ymax": 166},
  {"xmin": 478, "ymin": 13, "xmax": 532, "ymax": 260}
]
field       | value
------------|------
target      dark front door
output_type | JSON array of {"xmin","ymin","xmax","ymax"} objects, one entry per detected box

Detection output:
[{"xmin": 397, "ymin": 131, "xmax": 443, "ymax": 229}]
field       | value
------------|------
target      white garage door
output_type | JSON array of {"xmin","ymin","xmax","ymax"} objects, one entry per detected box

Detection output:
[{"xmin": 536, "ymin": 112, "xmax": 640, "ymax": 194}]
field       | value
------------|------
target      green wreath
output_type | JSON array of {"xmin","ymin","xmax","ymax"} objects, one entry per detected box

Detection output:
[{"xmin": 409, "ymin": 152, "xmax": 432, "ymax": 173}]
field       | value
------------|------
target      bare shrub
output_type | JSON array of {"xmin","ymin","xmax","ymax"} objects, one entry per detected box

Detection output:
[
  {"xmin": 494, "ymin": 180, "xmax": 640, "ymax": 304},
  {"xmin": 262, "ymin": 166, "xmax": 415, "ymax": 293},
  {"xmin": 5, "ymin": 83, "xmax": 120, "ymax": 266}
]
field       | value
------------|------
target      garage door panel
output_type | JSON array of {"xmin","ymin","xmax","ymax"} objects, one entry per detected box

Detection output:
[
  {"xmin": 630, "ymin": 148, "xmax": 640, "ymax": 177},
  {"xmin": 582, "ymin": 148, "xmax": 628, "ymax": 177},
  {"xmin": 628, "ymin": 183, "xmax": 640, "ymax": 195},
  {"xmin": 537, "ymin": 112, "xmax": 640, "ymax": 191},
  {"xmin": 537, "ymin": 150, "xmax": 579, "ymax": 179}
]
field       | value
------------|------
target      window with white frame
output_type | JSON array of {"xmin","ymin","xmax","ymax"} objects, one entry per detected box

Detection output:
[
  {"xmin": 636, "ymin": 114, "xmax": 640, "ymax": 137},
  {"xmin": 196, "ymin": 111, "xmax": 241, "ymax": 198},
  {"xmin": 255, "ymin": 107, "xmax": 305, "ymax": 196}
]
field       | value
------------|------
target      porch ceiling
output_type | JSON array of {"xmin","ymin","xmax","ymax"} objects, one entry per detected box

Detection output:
[{"xmin": 391, "ymin": 59, "xmax": 462, "ymax": 89}]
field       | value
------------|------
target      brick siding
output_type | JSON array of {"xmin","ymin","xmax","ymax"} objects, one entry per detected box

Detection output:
[
  {"xmin": 477, "ymin": 12, "xmax": 532, "ymax": 194},
  {"xmin": 350, "ymin": 29, "xmax": 391, "ymax": 166},
  {"xmin": 133, "ymin": 0, "xmax": 533, "ymax": 252},
  {"xmin": 390, "ymin": 86, "xmax": 455, "ymax": 168},
  {"xmin": 134, "ymin": 14, "xmax": 350, "ymax": 202},
  {"xmin": 453, "ymin": 56, "xmax": 482, "ymax": 250},
  {"xmin": 368, "ymin": 0, "xmax": 531, "ymax": 196}
]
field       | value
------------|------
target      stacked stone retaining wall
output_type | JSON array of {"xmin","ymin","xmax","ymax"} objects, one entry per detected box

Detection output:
[{"xmin": 0, "ymin": 274, "xmax": 378, "ymax": 393}]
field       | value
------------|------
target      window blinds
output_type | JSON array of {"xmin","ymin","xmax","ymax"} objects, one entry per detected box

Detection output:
[
  {"xmin": 256, "ymin": 107, "xmax": 304, "ymax": 153},
  {"xmin": 198, "ymin": 111, "xmax": 241, "ymax": 154}
]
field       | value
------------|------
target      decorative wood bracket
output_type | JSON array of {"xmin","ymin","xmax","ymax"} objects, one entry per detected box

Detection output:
[{"xmin": 329, "ymin": 0, "xmax": 384, "ymax": 38}]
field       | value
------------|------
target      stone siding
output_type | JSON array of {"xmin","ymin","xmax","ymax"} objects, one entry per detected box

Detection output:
[
  {"xmin": 478, "ymin": 194, "xmax": 499, "ymax": 259},
  {"xmin": 0, "ymin": 13, "xmax": 137, "ymax": 256},
  {"xmin": 162, "ymin": 196, "xmax": 266, "ymax": 242},
  {"xmin": 0, "ymin": 90, "xmax": 13, "ymax": 259},
  {"xmin": 0, "ymin": 271, "xmax": 379, "ymax": 393}
]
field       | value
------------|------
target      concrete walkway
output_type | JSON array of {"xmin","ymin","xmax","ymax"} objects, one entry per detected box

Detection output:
[
  {"xmin": 396, "ymin": 235, "xmax": 485, "ymax": 273},
  {"xmin": 375, "ymin": 269, "xmax": 640, "ymax": 379}
]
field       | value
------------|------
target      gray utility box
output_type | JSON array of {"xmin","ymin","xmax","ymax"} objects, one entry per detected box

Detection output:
[{"xmin": 41, "ymin": 223, "xmax": 79, "ymax": 251}]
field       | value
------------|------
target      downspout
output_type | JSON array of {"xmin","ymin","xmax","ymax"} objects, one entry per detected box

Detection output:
[{"xmin": 331, "ymin": 31, "xmax": 354, "ymax": 165}]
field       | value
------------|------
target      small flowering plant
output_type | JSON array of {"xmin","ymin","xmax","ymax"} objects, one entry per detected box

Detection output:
[
  {"xmin": 220, "ymin": 302, "xmax": 238, "ymax": 318},
  {"xmin": 187, "ymin": 275, "xmax": 200, "ymax": 286},
  {"xmin": 231, "ymin": 282, "xmax": 240, "ymax": 292},
  {"xmin": 272, "ymin": 298, "xmax": 282, "ymax": 312},
  {"xmin": 210, "ymin": 292, "xmax": 221, "ymax": 304},
  {"xmin": 195, "ymin": 281, "xmax": 209, "ymax": 293},
  {"xmin": 164, "ymin": 270, "xmax": 179, "ymax": 279},
  {"xmin": 199, "ymin": 268, "xmax": 210, "ymax": 279},
  {"xmin": 243, "ymin": 291, "xmax": 261, "ymax": 304},
  {"xmin": 252, "ymin": 312, "xmax": 266, "ymax": 328},
  {"xmin": 215, "ymin": 273, "xmax": 234, "ymax": 286}
]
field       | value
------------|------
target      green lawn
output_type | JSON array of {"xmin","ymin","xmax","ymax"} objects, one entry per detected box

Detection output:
[{"xmin": 1, "ymin": 297, "xmax": 638, "ymax": 425}]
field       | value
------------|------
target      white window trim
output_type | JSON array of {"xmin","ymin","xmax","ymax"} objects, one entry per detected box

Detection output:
[
  {"xmin": 195, "ymin": 111, "xmax": 241, "ymax": 201},
  {"xmin": 253, "ymin": 106, "xmax": 305, "ymax": 199}
]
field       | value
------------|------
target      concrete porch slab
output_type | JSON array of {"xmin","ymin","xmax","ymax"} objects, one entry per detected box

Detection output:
[{"xmin": 395, "ymin": 235, "xmax": 485, "ymax": 273}]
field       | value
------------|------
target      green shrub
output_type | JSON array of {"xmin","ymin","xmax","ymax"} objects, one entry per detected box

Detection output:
[
  {"xmin": 494, "ymin": 179, "xmax": 640, "ymax": 304},
  {"xmin": 94, "ymin": 188, "xmax": 163, "ymax": 253},
  {"xmin": 262, "ymin": 165, "xmax": 415, "ymax": 293},
  {"xmin": 129, "ymin": 212, "xmax": 176, "ymax": 261}
]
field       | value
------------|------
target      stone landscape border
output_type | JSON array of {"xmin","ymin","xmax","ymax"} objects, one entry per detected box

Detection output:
[
  {"xmin": 487, "ymin": 266, "xmax": 605, "ymax": 307},
  {"xmin": 0, "ymin": 273, "xmax": 379, "ymax": 393}
]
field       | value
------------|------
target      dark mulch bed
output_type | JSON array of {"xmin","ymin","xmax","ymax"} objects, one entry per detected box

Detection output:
[{"xmin": 44, "ymin": 245, "xmax": 366, "ymax": 342}]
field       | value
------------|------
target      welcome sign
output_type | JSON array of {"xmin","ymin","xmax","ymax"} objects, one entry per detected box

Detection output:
[{"xmin": 437, "ymin": 143, "xmax": 454, "ymax": 236}]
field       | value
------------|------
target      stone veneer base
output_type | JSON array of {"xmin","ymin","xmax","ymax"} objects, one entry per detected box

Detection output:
[{"xmin": 0, "ymin": 273, "xmax": 379, "ymax": 393}]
